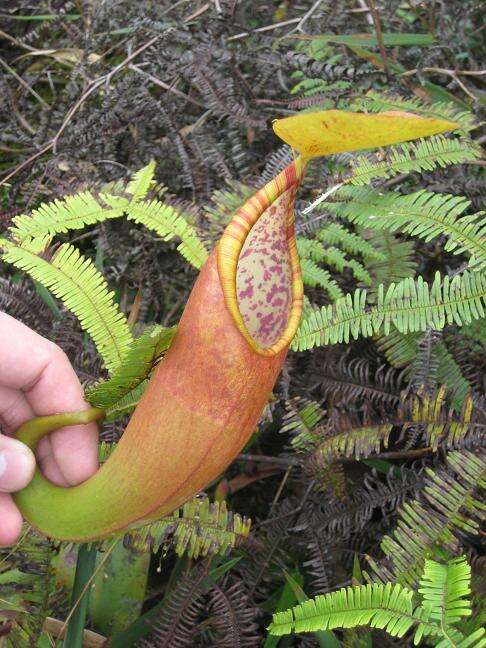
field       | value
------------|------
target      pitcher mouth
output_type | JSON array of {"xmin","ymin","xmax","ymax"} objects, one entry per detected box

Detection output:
[{"xmin": 217, "ymin": 159, "xmax": 304, "ymax": 357}]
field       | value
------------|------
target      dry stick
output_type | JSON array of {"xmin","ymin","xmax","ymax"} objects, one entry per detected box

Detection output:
[
  {"xmin": 0, "ymin": 34, "xmax": 162, "ymax": 188},
  {"xmin": 0, "ymin": 56, "xmax": 48, "ymax": 107},
  {"xmin": 356, "ymin": 0, "xmax": 374, "ymax": 26},
  {"xmin": 401, "ymin": 67, "xmax": 485, "ymax": 100},
  {"xmin": 128, "ymin": 63, "xmax": 205, "ymax": 108},
  {"xmin": 227, "ymin": 17, "xmax": 302, "ymax": 42},
  {"xmin": 293, "ymin": 0, "xmax": 326, "ymax": 33},
  {"xmin": 367, "ymin": 0, "xmax": 390, "ymax": 81},
  {"xmin": 45, "ymin": 619, "xmax": 106, "ymax": 648}
]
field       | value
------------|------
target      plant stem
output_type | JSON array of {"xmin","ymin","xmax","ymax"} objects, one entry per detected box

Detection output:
[{"xmin": 62, "ymin": 544, "xmax": 97, "ymax": 648}]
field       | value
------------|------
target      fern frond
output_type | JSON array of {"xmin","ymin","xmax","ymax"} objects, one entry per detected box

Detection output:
[
  {"xmin": 86, "ymin": 325, "xmax": 176, "ymax": 413},
  {"xmin": 418, "ymin": 556, "xmax": 472, "ymax": 627},
  {"xmin": 125, "ymin": 199, "xmax": 209, "ymax": 269},
  {"xmin": 293, "ymin": 271, "xmax": 486, "ymax": 351},
  {"xmin": 1, "ymin": 530, "xmax": 56, "ymax": 648},
  {"xmin": 123, "ymin": 497, "xmax": 251, "ymax": 560},
  {"xmin": 300, "ymin": 258, "xmax": 343, "ymax": 300},
  {"xmin": 281, "ymin": 397, "xmax": 325, "ymax": 450},
  {"xmin": 348, "ymin": 136, "xmax": 480, "ymax": 186},
  {"xmin": 316, "ymin": 222, "xmax": 386, "ymax": 261},
  {"xmin": 370, "ymin": 450, "xmax": 486, "ymax": 587},
  {"xmin": 362, "ymin": 232, "xmax": 417, "ymax": 288},
  {"xmin": 403, "ymin": 388, "xmax": 483, "ymax": 449},
  {"xmin": 298, "ymin": 241, "xmax": 371, "ymax": 288},
  {"xmin": 126, "ymin": 160, "xmax": 156, "ymax": 201},
  {"xmin": 316, "ymin": 422, "xmax": 392, "ymax": 461},
  {"xmin": 8, "ymin": 162, "xmax": 157, "ymax": 245},
  {"xmin": 330, "ymin": 187, "xmax": 486, "ymax": 270},
  {"xmin": 9, "ymin": 191, "xmax": 125, "ymax": 245},
  {"xmin": 268, "ymin": 582, "xmax": 419, "ymax": 638},
  {"xmin": 319, "ymin": 358, "xmax": 403, "ymax": 406},
  {"xmin": 353, "ymin": 91, "xmax": 476, "ymax": 133},
  {"xmin": 376, "ymin": 330, "xmax": 422, "ymax": 367},
  {"xmin": 0, "ymin": 239, "xmax": 133, "ymax": 372}
]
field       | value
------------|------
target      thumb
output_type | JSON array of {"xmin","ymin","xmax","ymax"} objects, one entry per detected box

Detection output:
[{"xmin": 0, "ymin": 435, "xmax": 36, "ymax": 493}]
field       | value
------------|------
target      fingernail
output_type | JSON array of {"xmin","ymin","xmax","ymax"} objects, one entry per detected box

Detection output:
[{"xmin": 0, "ymin": 445, "xmax": 35, "ymax": 492}]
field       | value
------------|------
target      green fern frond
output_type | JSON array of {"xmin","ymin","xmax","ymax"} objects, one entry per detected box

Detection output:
[
  {"xmin": 268, "ymin": 582, "xmax": 418, "ymax": 638},
  {"xmin": 347, "ymin": 258, "xmax": 372, "ymax": 285},
  {"xmin": 376, "ymin": 331, "xmax": 472, "ymax": 410},
  {"xmin": 298, "ymin": 241, "xmax": 371, "ymax": 288},
  {"xmin": 316, "ymin": 423, "xmax": 392, "ymax": 461},
  {"xmin": 86, "ymin": 325, "xmax": 176, "ymax": 412},
  {"xmin": 121, "ymin": 497, "xmax": 251, "ymax": 560},
  {"xmin": 433, "ymin": 343, "xmax": 473, "ymax": 411},
  {"xmin": 353, "ymin": 91, "xmax": 476, "ymax": 133},
  {"xmin": 418, "ymin": 557, "xmax": 472, "ymax": 628},
  {"xmin": 292, "ymin": 271, "xmax": 486, "ymax": 351},
  {"xmin": 362, "ymin": 232, "xmax": 417, "ymax": 289},
  {"xmin": 297, "ymin": 237, "xmax": 329, "ymax": 263},
  {"xmin": 9, "ymin": 191, "xmax": 125, "ymax": 245},
  {"xmin": 0, "ymin": 239, "xmax": 133, "ymax": 372},
  {"xmin": 7, "ymin": 162, "xmax": 157, "ymax": 245},
  {"xmin": 300, "ymin": 258, "xmax": 344, "ymax": 300},
  {"xmin": 269, "ymin": 556, "xmax": 484, "ymax": 647},
  {"xmin": 370, "ymin": 450, "xmax": 485, "ymax": 587},
  {"xmin": 348, "ymin": 136, "xmax": 480, "ymax": 186},
  {"xmin": 330, "ymin": 187, "xmax": 486, "ymax": 270},
  {"xmin": 126, "ymin": 160, "xmax": 156, "ymax": 201},
  {"xmin": 281, "ymin": 398, "xmax": 325, "ymax": 450},
  {"xmin": 375, "ymin": 330, "xmax": 422, "ymax": 367},
  {"xmin": 125, "ymin": 199, "xmax": 209, "ymax": 269},
  {"xmin": 317, "ymin": 223, "xmax": 386, "ymax": 261}
]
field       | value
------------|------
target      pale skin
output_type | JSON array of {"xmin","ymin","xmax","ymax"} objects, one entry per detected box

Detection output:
[{"xmin": 0, "ymin": 312, "xmax": 98, "ymax": 546}]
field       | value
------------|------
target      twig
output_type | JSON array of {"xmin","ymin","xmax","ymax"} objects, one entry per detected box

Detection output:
[
  {"xmin": 128, "ymin": 63, "xmax": 205, "ymax": 107},
  {"xmin": 355, "ymin": 1, "xmax": 374, "ymax": 25},
  {"xmin": 227, "ymin": 17, "xmax": 302, "ymax": 42},
  {"xmin": 0, "ymin": 56, "xmax": 48, "ymax": 107},
  {"xmin": 45, "ymin": 617, "xmax": 106, "ymax": 647},
  {"xmin": 368, "ymin": 0, "xmax": 390, "ymax": 80},
  {"xmin": 0, "ymin": 34, "xmax": 162, "ymax": 188},
  {"xmin": 294, "ymin": 0, "xmax": 326, "ymax": 33},
  {"xmin": 401, "ymin": 66, "xmax": 484, "ymax": 100}
]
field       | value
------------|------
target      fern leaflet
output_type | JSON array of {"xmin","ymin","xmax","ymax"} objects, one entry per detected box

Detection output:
[
  {"xmin": 125, "ymin": 199, "xmax": 208, "ymax": 269},
  {"xmin": 330, "ymin": 187, "xmax": 486, "ymax": 270},
  {"xmin": 121, "ymin": 497, "xmax": 251, "ymax": 560},
  {"xmin": 86, "ymin": 325, "xmax": 176, "ymax": 411},
  {"xmin": 293, "ymin": 271, "xmax": 486, "ymax": 351},
  {"xmin": 348, "ymin": 136, "xmax": 480, "ymax": 186},
  {"xmin": 0, "ymin": 238, "xmax": 133, "ymax": 372}
]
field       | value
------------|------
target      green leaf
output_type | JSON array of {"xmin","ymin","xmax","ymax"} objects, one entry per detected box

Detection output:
[
  {"xmin": 293, "ymin": 271, "xmax": 486, "ymax": 351},
  {"xmin": 85, "ymin": 325, "xmax": 176, "ymax": 411},
  {"xmin": 268, "ymin": 582, "xmax": 417, "ymax": 638},
  {"xmin": 126, "ymin": 199, "xmax": 209, "ymax": 269},
  {"xmin": 1, "ymin": 239, "xmax": 133, "ymax": 372}
]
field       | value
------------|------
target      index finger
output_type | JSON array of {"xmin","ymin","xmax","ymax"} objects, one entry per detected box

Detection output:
[{"xmin": 0, "ymin": 312, "xmax": 98, "ymax": 485}]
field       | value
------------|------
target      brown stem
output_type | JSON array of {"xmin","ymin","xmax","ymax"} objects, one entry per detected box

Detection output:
[{"xmin": 368, "ymin": 0, "xmax": 390, "ymax": 80}]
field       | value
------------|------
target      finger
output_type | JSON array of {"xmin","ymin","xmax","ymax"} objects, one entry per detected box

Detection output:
[
  {"xmin": 0, "ymin": 313, "xmax": 98, "ymax": 485},
  {"xmin": 0, "ymin": 434, "xmax": 35, "ymax": 492},
  {"xmin": 37, "ymin": 436, "xmax": 70, "ymax": 486},
  {"xmin": 0, "ymin": 385, "xmax": 35, "ymax": 434},
  {"xmin": 0, "ymin": 492, "xmax": 23, "ymax": 547}
]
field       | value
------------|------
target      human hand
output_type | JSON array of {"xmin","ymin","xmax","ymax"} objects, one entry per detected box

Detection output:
[{"xmin": 0, "ymin": 312, "xmax": 98, "ymax": 546}]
